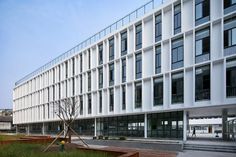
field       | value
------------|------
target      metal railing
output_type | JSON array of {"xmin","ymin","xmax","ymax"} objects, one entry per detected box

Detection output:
[{"xmin": 15, "ymin": 0, "xmax": 166, "ymax": 86}]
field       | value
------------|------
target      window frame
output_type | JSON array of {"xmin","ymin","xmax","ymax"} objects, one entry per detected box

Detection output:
[
  {"xmin": 109, "ymin": 37, "xmax": 115, "ymax": 61},
  {"xmin": 135, "ymin": 82, "xmax": 142, "ymax": 108},
  {"xmin": 135, "ymin": 53, "xmax": 142, "ymax": 79},
  {"xmin": 155, "ymin": 13, "xmax": 162, "ymax": 42},
  {"xmin": 135, "ymin": 23, "xmax": 142, "ymax": 50},
  {"xmin": 121, "ymin": 31, "xmax": 128, "ymax": 55}
]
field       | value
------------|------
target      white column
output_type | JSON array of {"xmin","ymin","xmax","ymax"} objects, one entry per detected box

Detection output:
[
  {"xmin": 183, "ymin": 110, "xmax": 187, "ymax": 142},
  {"xmin": 144, "ymin": 113, "xmax": 147, "ymax": 138},
  {"xmin": 94, "ymin": 118, "xmax": 97, "ymax": 137}
]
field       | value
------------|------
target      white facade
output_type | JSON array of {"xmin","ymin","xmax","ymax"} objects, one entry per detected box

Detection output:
[{"xmin": 13, "ymin": 0, "xmax": 236, "ymax": 139}]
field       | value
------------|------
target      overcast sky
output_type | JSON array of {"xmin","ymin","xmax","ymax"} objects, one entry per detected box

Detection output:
[{"xmin": 0, "ymin": 0, "xmax": 163, "ymax": 109}]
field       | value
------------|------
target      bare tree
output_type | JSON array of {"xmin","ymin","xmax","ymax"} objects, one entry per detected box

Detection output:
[{"xmin": 43, "ymin": 97, "xmax": 88, "ymax": 152}]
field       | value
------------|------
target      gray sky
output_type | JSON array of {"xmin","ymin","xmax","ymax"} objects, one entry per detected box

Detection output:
[{"xmin": 0, "ymin": 0, "xmax": 161, "ymax": 109}]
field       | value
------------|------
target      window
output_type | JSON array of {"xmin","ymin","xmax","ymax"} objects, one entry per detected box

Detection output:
[
  {"xmin": 65, "ymin": 61, "xmax": 68, "ymax": 78},
  {"xmin": 174, "ymin": 4, "xmax": 181, "ymax": 34},
  {"xmin": 155, "ymin": 14, "xmax": 162, "ymax": 42},
  {"xmin": 88, "ymin": 72, "xmax": 91, "ymax": 92},
  {"xmin": 109, "ymin": 63, "xmax": 114, "ymax": 86},
  {"xmin": 136, "ymin": 53, "xmax": 142, "ymax": 79},
  {"xmin": 72, "ymin": 58, "xmax": 75, "ymax": 76},
  {"xmin": 98, "ymin": 67, "xmax": 103, "ymax": 89},
  {"xmin": 135, "ymin": 24, "xmax": 142, "ymax": 50},
  {"xmin": 122, "ymin": 85, "xmax": 126, "ymax": 110},
  {"xmin": 224, "ymin": 17, "xmax": 236, "ymax": 56},
  {"xmin": 99, "ymin": 91, "xmax": 102, "ymax": 113},
  {"xmin": 80, "ymin": 96, "xmax": 83, "ymax": 115},
  {"xmin": 88, "ymin": 94, "xmax": 91, "ymax": 114},
  {"xmin": 122, "ymin": 58, "xmax": 126, "ymax": 82},
  {"xmin": 226, "ymin": 59, "xmax": 236, "ymax": 97},
  {"xmin": 88, "ymin": 50, "xmax": 91, "ymax": 69},
  {"xmin": 172, "ymin": 72, "xmax": 184, "ymax": 104},
  {"xmin": 121, "ymin": 31, "xmax": 127, "ymax": 56},
  {"xmin": 109, "ymin": 37, "xmax": 115, "ymax": 61},
  {"xmin": 195, "ymin": 0, "xmax": 210, "ymax": 26},
  {"xmin": 135, "ymin": 82, "xmax": 142, "ymax": 108},
  {"xmin": 195, "ymin": 27, "xmax": 210, "ymax": 63},
  {"xmin": 80, "ymin": 54, "xmax": 82, "ymax": 73},
  {"xmin": 224, "ymin": 0, "xmax": 236, "ymax": 14},
  {"xmin": 172, "ymin": 38, "xmax": 184, "ymax": 70},
  {"xmin": 109, "ymin": 88, "xmax": 114, "ymax": 112},
  {"xmin": 80, "ymin": 75, "xmax": 82, "ymax": 94},
  {"xmin": 98, "ymin": 44, "xmax": 103, "ymax": 65},
  {"xmin": 155, "ymin": 45, "xmax": 161, "ymax": 74},
  {"xmin": 195, "ymin": 65, "xmax": 210, "ymax": 101},
  {"xmin": 154, "ymin": 77, "xmax": 163, "ymax": 106}
]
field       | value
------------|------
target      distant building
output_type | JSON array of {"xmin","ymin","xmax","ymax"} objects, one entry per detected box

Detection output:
[
  {"xmin": 0, "ymin": 116, "xmax": 13, "ymax": 131},
  {"xmin": 0, "ymin": 109, "xmax": 13, "ymax": 116}
]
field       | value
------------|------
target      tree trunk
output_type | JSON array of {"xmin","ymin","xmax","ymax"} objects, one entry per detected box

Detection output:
[{"xmin": 68, "ymin": 128, "xmax": 71, "ymax": 143}]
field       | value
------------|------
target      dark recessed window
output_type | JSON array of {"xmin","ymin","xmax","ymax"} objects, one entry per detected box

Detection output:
[
  {"xmin": 99, "ymin": 91, "xmax": 102, "ymax": 113},
  {"xmin": 155, "ymin": 13, "xmax": 162, "ymax": 42},
  {"xmin": 80, "ymin": 54, "xmax": 83, "ymax": 73},
  {"xmin": 224, "ymin": 0, "xmax": 236, "ymax": 14},
  {"xmin": 88, "ymin": 94, "xmax": 92, "ymax": 114},
  {"xmin": 109, "ymin": 88, "xmax": 114, "ymax": 112},
  {"xmin": 136, "ymin": 23, "xmax": 142, "ymax": 50},
  {"xmin": 80, "ymin": 96, "xmax": 83, "ymax": 115},
  {"xmin": 121, "ymin": 31, "xmax": 127, "ymax": 56},
  {"xmin": 122, "ymin": 58, "xmax": 126, "ymax": 83},
  {"xmin": 174, "ymin": 4, "xmax": 181, "ymax": 34},
  {"xmin": 109, "ymin": 37, "xmax": 115, "ymax": 61},
  {"xmin": 195, "ymin": 65, "xmax": 210, "ymax": 101},
  {"xmin": 88, "ymin": 50, "xmax": 91, "ymax": 69},
  {"xmin": 172, "ymin": 38, "xmax": 184, "ymax": 70},
  {"xmin": 72, "ymin": 58, "xmax": 75, "ymax": 76},
  {"xmin": 172, "ymin": 72, "xmax": 184, "ymax": 104},
  {"xmin": 135, "ymin": 82, "xmax": 142, "ymax": 108},
  {"xmin": 195, "ymin": 27, "xmax": 210, "ymax": 63},
  {"xmin": 122, "ymin": 85, "xmax": 126, "ymax": 110},
  {"xmin": 88, "ymin": 72, "xmax": 91, "ymax": 92},
  {"xmin": 65, "ymin": 61, "xmax": 68, "ymax": 78},
  {"xmin": 195, "ymin": 0, "xmax": 210, "ymax": 26},
  {"xmin": 226, "ymin": 59, "xmax": 236, "ymax": 97},
  {"xmin": 136, "ymin": 53, "xmax": 142, "ymax": 79},
  {"xmin": 224, "ymin": 17, "xmax": 236, "ymax": 56},
  {"xmin": 80, "ymin": 74, "xmax": 82, "ymax": 94},
  {"xmin": 109, "ymin": 63, "xmax": 114, "ymax": 86},
  {"xmin": 98, "ymin": 67, "xmax": 103, "ymax": 89},
  {"xmin": 155, "ymin": 45, "xmax": 161, "ymax": 74},
  {"xmin": 153, "ymin": 77, "xmax": 163, "ymax": 106},
  {"xmin": 98, "ymin": 44, "xmax": 103, "ymax": 65}
]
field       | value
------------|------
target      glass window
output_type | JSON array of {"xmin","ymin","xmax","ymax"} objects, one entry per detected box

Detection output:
[
  {"xmin": 224, "ymin": 17, "xmax": 236, "ymax": 56},
  {"xmin": 122, "ymin": 58, "xmax": 126, "ymax": 82},
  {"xmin": 135, "ymin": 24, "xmax": 142, "ymax": 50},
  {"xmin": 172, "ymin": 38, "xmax": 184, "ymax": 70},
  {"xmin": 195, "ymin": 0, "xmax": 210, "ymax": 26},
  {"xmin": 122, "ymin": 85, "xmax": 126, "ymax": 110},
  {"xmin": 80, "ymin": 54, "xmax": 82, "ymax": 72},
  {"xmin": 195, "ymin": 27, "xmax": 210, "ymax": 63},
  {"xmin": 226, "ymin": 59, "xmax": 236, "ymax": 97},
  {"xmin": 88, "ymin": 94, "xmax": 91, "ymax": 114},
  {"xmin": 155, "ymin": 45, "xmax": 161, "ymax": 74},
  {"xmin": 121, "ymin": 31, "xmax": 127, "ymax": 55},
  {"xmin": 98, "ymin": 67, "xmax": 103, "ymax": 89},
  {"xmin": 135, "ymin": 82, "xmax": 142, "ymax": 108},
  {"xmin": 195, "ymin": 65, "xmax": 210, "ymax": 101},
  {"xmin": 88, "ymin": 50, "xmax": 91, "ymax": 69},
  {"xmin": 98, "ymin": 44, "xmax": 103, "ymax": 65},
  {"xmin": 99, "ymin": 91, "xmax": 102, "ymax": 113},
  {"xmin": 109, "ymin": 38, "xmax": 114, "ymax": 61},
  {"xmin": 136, "ymin": 53, "xmax": 142, "ymax": 79},
  {"xmin": 174, "ymin": 4, "xmax": 181, "ymax": 34},
  {"xmin": 232, "ymin": 28, "xmax": 236, "ymax": 45},
  {"xmin": 154, "ymin": 77, "xmax": 163, "ymax": 106},
  {"xmin": 80, "ymin": 96, "xmax": 83, "ymax": 115},
  {"xmin": 109, "ymin": 63, "xmax": 114, "ymax": 86},
  {"xmin": 224, "ymin": 0, "xmax": 236, "ymax": 10},
  {"xmin": 155, "ymin": 14, "xmax": 162, "ymax": 42},
  {"xmin": 80, "ymin": 75, "xmax": 82, "ymax": 94},
  {"xmin": 109, "ymin": 88, "xmax": 114, "ymax": 112},
  {"xmin": 172, "ymin": 72, "xmax": 184, "ymax": 104}
]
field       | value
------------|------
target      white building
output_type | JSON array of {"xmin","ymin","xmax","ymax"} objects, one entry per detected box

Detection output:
[{"xmin": 13, "ymin": 0, "xmax": 236, "ymax": 141}]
